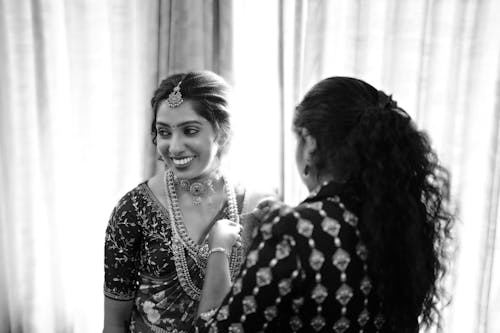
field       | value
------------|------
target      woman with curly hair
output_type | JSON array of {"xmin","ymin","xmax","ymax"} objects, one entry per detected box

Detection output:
[{"xmin": 196, "ymin": 76, "xmax": 454, "ymax": 332}]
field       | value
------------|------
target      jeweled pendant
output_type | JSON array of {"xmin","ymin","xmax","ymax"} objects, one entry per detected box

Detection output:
[
  {"xmin": 193, "ymin": 195, "xmax": 202, "ymax": 205},
  {"xmin": 179, "ymin": 179, "xmax": 190, "ymax": 191},
  {"xmin": 167, "ymin": 84, "xmax": 184, "ymax": 108},
  {"xmin": 190, "ymin": 182, "xmax": 205, "ymax": 196}
]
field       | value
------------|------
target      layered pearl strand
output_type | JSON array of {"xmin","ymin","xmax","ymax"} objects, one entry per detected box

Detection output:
[{"xmin": 164, "ymin": 169, "xmax": 243, "ymax": 300}]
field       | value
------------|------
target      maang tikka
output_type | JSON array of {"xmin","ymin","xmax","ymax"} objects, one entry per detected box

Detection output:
[{"xmin": 167, "ymin": 80, "xmax": 184, "ymax": 108}]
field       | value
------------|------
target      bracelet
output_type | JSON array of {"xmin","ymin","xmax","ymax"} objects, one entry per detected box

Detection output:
[
  {"xmin": 199, "ymin": 308, "xmax": 217, "ymax": 322},
  {"xmin": 209, "ymin": 247, "xmax": 230, "ymax": 260}
]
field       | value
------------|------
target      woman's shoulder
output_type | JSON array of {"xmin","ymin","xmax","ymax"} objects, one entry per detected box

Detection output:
[
  {"xmin": 116, "ymin": 181, "xmax": 148, "ymax": 202},
  {"xmin": 266, "ymin": 194, "xmax": 357, "ymax": 239},
  {"xmin": 110, "ymin": 181, "xmax": 150, "ymax": 216},
  {"xmin": 297, "ymin": 194, "xmax": 357, "ymax": 224}
]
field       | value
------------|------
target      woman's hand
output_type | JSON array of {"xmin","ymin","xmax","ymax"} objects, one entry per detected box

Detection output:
[
  {"xmin": 252, "ymin": 197, "xmax": 286, "ymax": 221},
  {"xmin": 208, "ymin": 219, "xmax": 242, "ymax": 252}
]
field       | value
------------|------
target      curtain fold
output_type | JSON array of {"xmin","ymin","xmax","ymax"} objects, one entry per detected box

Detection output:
[
  {"xmin": 274, "ymin": 1, "xmax": 500, "ymax": 332},
  {"xmin": 156, "ymin": 0, "xmax": 233, "ymax": 80},
  {"xmin": 1, "ymin": 0, "xmax": 499, "ymax": 332},
  {"xmin": 0, "ymin": 1, "xmax": 160, "ymax": 332},
  {"xmin": 147, "ymin": 0, "xmax": 234, "ymax": 176},
  {"xmin": 0, "ymin": 1, "xmax": 234, "ymax": 331},
  {"xmin": 483, "ymin": 73, "xmax": 500, "ymax": 332}
]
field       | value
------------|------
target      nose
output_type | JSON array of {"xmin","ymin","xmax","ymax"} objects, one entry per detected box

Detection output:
[{"xmin": 169, "ymin": 133, "xmax": 185, "ymax": 155}]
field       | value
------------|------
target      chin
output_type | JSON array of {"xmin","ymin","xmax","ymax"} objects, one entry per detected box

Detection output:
[
  {"xmin": 175, "ymin": 165, "xmax": 211, "ymax": 180},
  {"xmin": 172, "ymin": 168, "xmax": 197, "ymax": 179}
]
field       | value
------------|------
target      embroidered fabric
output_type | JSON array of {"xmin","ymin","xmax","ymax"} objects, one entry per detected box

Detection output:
[
  {"xmin": 104, "ymin": 181, "xmax": 247, "ymax": 332},
  {"xmin": 196, "ymin": 181, "xmax": 388, "ymax": 332}
]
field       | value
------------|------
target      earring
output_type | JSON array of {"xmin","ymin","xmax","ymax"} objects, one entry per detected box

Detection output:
[{"xmin": 303, "ymin": 164, "xmax": 310, "ymax": 177}]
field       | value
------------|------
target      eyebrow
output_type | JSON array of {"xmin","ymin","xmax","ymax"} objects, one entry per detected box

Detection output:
[{"xmin": 156, "ymin": 120, "xmax": 203, "ymax": 128}]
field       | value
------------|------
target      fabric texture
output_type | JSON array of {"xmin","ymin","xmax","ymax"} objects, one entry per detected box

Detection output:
[
  {"xmin": 104, "ymin": 182, "xmax": 249, "ymax": 332},
  {"xmin": 197, "ymin": 182, "xmax": 394, "ymax": 333},
  {"xmin": 2, "ymin": 1, "xmax": 500, "ymax": 332},
  {"xmin": 0, "ymin": 1, "xmax": 234, "ymax": 331}
]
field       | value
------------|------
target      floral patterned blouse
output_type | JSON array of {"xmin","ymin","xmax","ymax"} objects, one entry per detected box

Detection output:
[
  {"xmin": 197, "ymin": 181, "xmax": 389, "ymax": 333},
  {"xmin": 104, "ymin": 182, "xmax": 250, "ymax": 333}
]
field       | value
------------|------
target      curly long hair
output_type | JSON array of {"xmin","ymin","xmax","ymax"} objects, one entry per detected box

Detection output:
[{"xmin": 294, "ymin": 77, "xmax": 454, "ymax": 332}]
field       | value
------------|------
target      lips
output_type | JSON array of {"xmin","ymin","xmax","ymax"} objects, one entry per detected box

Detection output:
[{"xmin": 170, "ymin": 156, "xmax": 195, "ymax": 167}]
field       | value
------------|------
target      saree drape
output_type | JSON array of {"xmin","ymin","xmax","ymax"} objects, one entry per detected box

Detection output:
[{"xmin": 0, "ymin": 0, "xmax": 231, "ymax": 332}]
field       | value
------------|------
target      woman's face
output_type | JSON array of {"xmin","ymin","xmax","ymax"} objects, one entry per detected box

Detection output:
[
  {"xmin": 156, "ymin": 100, "xmax": 221, "ymax": 179},
  {"xmin": 295, "ymin": 128, "xmax": 318, "ymax": 191}
]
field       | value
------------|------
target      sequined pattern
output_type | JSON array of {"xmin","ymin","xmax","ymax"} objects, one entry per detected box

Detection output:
[{"xmin": 197, "ymin": 181, "xmax": 387, "ymax": 332}]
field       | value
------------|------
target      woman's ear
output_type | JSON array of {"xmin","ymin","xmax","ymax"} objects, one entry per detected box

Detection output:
[
  {"xmin": 215, "ymin": 131, "xmax": 230, "ymax": 157},
  {"xmin": 302, "ymin": 129, "xmax": 317, "ymax": 159}
]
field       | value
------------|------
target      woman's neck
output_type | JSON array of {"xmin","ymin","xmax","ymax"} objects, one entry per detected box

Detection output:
[
  {"xmin": 173, "ymin": 169, "xmax": 224, "ymax": 206},
  {"xmin": 308, "ymin": 172, "xmax": 339, "ymax": 193}
]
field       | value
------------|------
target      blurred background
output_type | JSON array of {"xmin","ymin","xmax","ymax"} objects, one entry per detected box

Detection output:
[{"xmin": 0, "ymin": 0, "xmax": 499, "ymax": 332}]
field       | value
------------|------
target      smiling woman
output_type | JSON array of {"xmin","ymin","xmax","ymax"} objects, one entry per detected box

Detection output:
[
  {"xmin": 103, "ymin": 71, "xmax": 272, "ymax": 333},
  {"xmin": 155, "ymin": 101, "xmax": 221, "ymax": 181}
]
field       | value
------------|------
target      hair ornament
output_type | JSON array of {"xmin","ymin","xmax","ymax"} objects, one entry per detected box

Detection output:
[
  {"xmin": 377, "ymin": 90, "xmax": 411, "ymax": 119},
  {"xmin": 167, "ymin": 81, "xmax": 184, "ymax": 108}
]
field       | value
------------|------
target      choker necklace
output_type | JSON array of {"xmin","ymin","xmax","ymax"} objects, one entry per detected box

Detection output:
[
  {"xmin": 164, "ymin": 169, "xmax": 243, "ymax": 300},
  {"xmin": 173, "ymin": 174, "xmax": 219, "ymax": 206}
]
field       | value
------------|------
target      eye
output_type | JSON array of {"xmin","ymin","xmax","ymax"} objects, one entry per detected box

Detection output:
[
  {"xmin": 184, "ymin": 127, "xmax": 200, "ymax": 136},
  {"xmin": 157, "ymin": 128, "xmax": 171, "ymax": 138}
]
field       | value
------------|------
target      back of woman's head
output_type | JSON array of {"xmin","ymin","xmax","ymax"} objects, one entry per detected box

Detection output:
[
  {"xmin": 294, "ymin": 77, "xmax": 454, "ymax": 332},
  {"xmin": 150, "ymin": 71, "xmax": 232, "ymax": 152}
]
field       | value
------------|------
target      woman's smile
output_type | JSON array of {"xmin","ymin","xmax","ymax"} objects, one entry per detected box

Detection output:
[{"xmin": 171, "ymin": 155, "xmax": 196, "ymax": 167}]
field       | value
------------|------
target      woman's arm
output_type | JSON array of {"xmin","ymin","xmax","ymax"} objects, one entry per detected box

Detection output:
[
  {"xmin": 197, "ymin": 209, "xmax": 303, "ymax": 332},
  {"xmin": 197, "ymin": 219, "xmax": 242, "ymax": 317},
  {"xmin": 103, "ymin": 194, "xmax": 142, "ymax": 332},
  {"xmin": 197, "ymin": 196, "xmax": 280, "ymax": 317},
  {"xmin": 196, "ymin": 250, "xmax": 232, "ymax": 316},
  {"xmin": 197, "ymin": 197, "xmax": 287, "ymax": 318},
  {"xmin": 103, "ymin": 298, "xmax": 134, "ymax": 333}
]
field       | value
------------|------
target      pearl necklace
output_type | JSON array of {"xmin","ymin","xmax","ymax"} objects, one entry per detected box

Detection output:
[{"xmin": 164, "ymin": 169, "xmax": 243, "ymax": 300}]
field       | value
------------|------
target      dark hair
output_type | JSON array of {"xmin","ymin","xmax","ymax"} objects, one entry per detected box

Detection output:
[
  {"xmin": 294, "ymin": 77, "xmax": 454, "ymax": 332},
  {"xmin": 150, "ymin": 71, "xmax": 231, "ymax": 154}
]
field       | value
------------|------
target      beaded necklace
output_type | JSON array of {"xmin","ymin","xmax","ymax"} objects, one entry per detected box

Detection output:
[{"xmin": 164, "ymin": 169, "xmax": 243, "ymax": 300}]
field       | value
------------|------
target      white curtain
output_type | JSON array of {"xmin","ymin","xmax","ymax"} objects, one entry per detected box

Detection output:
[
  {"xmin": 0, "ymin": 1, "xmax": 159, "ymax": 332},
  {"xmin": 231, "ymin": 0, "xmax": 500, "ymax": 332},
  {"xmin": 1, "ymin": 0, "xmax": 500, "ymax": 332},
  {"xmin": 0, "ymin": 0, "xmax": 234, "ymax": 332}
]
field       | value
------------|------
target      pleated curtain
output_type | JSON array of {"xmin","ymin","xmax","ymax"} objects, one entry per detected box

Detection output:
[{"xmin": 1, "ymin": 0, "xmax": 499, "ymax": 332}]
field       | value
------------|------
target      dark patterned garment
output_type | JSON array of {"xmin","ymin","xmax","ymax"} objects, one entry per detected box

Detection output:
[
  {"xmin": 104, "ymin": 182, "xmax": 248, "ymax": 333},
  {"xmin": 197, "ymin": 181, "xmax": 389, "ymax": 333}
]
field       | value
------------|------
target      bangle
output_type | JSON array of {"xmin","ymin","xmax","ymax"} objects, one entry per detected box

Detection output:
[
  {"xmin": 199, "ymin": 308, "xmax": 217, "ymax": 322},
  {"xmin": 209, "ymin": 247, "xmax": 230, "ymax": 260}
]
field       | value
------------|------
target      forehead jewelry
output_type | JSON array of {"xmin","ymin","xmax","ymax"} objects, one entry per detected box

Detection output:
[{"xmin": 167, "ymin": 80, "xmax": 184, "ymax": 108}]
